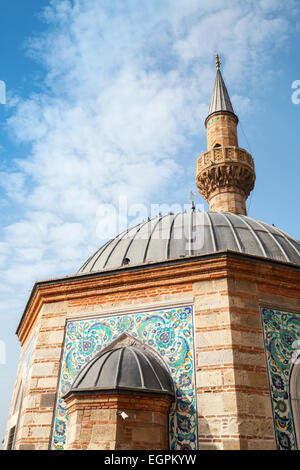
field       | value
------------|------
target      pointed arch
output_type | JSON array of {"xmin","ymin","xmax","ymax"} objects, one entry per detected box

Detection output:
[{"xmin": 97, "ymin": 331, "xmax": 176, "ymax": 393}]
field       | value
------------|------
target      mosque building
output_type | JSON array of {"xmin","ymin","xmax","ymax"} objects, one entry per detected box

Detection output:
[{"xmin": 4, "ymin": 56, "xmax": 300, "ymax": 451}]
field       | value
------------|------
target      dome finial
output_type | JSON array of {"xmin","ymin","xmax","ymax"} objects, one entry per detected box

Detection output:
[
  {"xmin": 216, "ymin": 53, "xmax": 221, "ymax": 70},
  {"xmin": 189, "ymin": 191, "xmax": 196, "ymax": 212}
]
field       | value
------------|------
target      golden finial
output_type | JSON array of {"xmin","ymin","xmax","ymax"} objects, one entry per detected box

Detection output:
[{"xmin": 216, "ymin": 53, "xmax": 221, "ymax": 70}]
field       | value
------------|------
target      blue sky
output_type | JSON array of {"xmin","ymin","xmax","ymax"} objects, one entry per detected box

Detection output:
[{"xmin": 0, "ymin": 0, "xmax": 300, "ymax": 441}]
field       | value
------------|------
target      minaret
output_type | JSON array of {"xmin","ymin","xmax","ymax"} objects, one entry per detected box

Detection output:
[{"xmin": 196, "ymin": 55, "xmax": 255, "ymax": 215}]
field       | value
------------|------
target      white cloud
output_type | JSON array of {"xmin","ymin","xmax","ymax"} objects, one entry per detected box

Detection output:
[
  {"xmin": 0, "ymin": 0, "xmax": 298, "ymax": 324},
  {"xmin": 172, "ymin": 4, "xmax": 289, "ymax": 85}
]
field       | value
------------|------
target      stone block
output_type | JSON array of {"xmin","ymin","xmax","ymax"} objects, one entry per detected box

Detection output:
[
  {"xmin": 196, "ymin": 370, "xmax": 223, "ymax": 387},
  {"xmin": 18, "ymin": 444, "xmax": 36, "ymax": 450},
  {"xmin": 132, "ymin": 425, "xmax": 161, "ymax": 444},
  {"xmin": 196, "ymin": 329, "xmax": 232, "ymax": 348},
  {"xmin": 42, "ymin": 301, "xmax": 67, "ymax": 315},
  {"xmin": 223, "ymin": 369, "xmax": 235, "ymax": 386},
  {"xmin": 40, "ymin": 393, "xmax": 56, "ymax": 408},
  {"xmin": 194, "ymin": 278, "xmax": 228, "ymax": 295},
  {"xmin": 231, "ymin": 329, "xmax": 264, "ymax": 349},
  {"xmin": 93, "ymin": 409, "xmax": 110, "ymax": 422},
  {"xmin": 222, "ymin": 392, "xmax": 238, "ymax": 413},
  {"xmin": 23, "ymin": 412, "xmax": 53, "ymax": 426},
  {"xmin": 233, "ymin": 350, "xmax": 266, "ymax": 368},
  {"xmin": 223, "ymin": 439, "xmax": 248, "ymax": 450},
  {"xmin": 247, "ymin": 371, "xmax": 269, "ymax": 389},
  {"xmin": 225, "ymin": 418, "xmax": 240, "ymax": 434},
  {"xmin": 79, "ymin": 427, "xmax": 93, "ymax": 443},
  {"xmin": 231, "ymin": 312, "xmax": 261, "ymax": 329},
  {"xmin": 28, "ymin": 426, "xmax": 51, "ymax": 438},
  {"xmin": 90, "ymin": 424, "xmax": 116, "ymax": 442},
  {"xmin": 198, "ymin": 417, "xmax": 222, "ymax": 436},
  {"xmin": 260, "ymin": 418, "xmax": 275, "ymax": 438},
  {"xmin": 227, "ymin": 278, "xmax": 258, "ymax": 295},
  {"xmin": 31, "ymin": 362, "xmax": 54, "ymax": 377},
  {"xmin": 194, "ymin": 293, "xmax": 229, "ymax": 311},
  {"xmin": 67, "ymin": 423, "xmax": 82, "ymax": 444},
  {"xmin": 48, "ymin": 330, "xmax": 65, "ymax": 345},
  {"xmin": 24, "ymin": 394, "xmax": 40, "ymax": 409},
  {"xmin": 197, "ymin": 349, "xmax": 233, "ymax": 367},
  {"xmin": 37, "ymin": 377, "xmax": 58, "ymax": 389},
  {"xmin": 198, "ymin": 442, "xmax": 221, "ymax": 450},
  {"xmin": 197, "ymin": 393, "xmax": 225, "ymax": 415},
  {"xmin": 194, "ymin": 311, "xmax": 229, "ymax": 328},
  {"xmin": 34, "ymin": 348, "xmax": 61, "ymax": 361},
  {"xmin": 248, "ymin": 439, "xmax": 276, "ymax": 450},
  {"xmin": 246, "ymin": 394, "xmax": 273, "ymax": 416},
  {"xmin": 40, "ymin": 315, "xmax": 66, "ymax": 329}
]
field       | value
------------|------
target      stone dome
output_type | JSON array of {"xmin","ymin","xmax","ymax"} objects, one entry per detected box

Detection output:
[
  {"xmin": 78, "ymin": 211, "xmax": 300, "ymax": 274},
  {"xmin": 66, "ymin": 346, "xmax": 175, "ymax": 398}
]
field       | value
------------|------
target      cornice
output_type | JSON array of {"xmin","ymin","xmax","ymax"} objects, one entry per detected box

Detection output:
[{"xmin": 16, "ymin": 251, "xmax": 300, "ymax": 344}]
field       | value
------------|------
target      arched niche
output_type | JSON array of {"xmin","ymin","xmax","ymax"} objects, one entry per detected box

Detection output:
[{"xmin": 63, "ymin": 336, "xmax": 175, "ymax": 450}]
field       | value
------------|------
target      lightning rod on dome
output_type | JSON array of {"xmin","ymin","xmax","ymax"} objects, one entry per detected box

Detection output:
[{"xmin": 189, "ymin": 191, "xmax": 196, "ymax": 212}]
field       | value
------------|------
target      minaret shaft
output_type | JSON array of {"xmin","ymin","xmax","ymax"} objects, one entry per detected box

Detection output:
[
  {"xmin": 206, "ymin": 111, "xmax": 238, "ymax": 149},
  {"xmin": 196, "ymin": 57, "xmax": 255, "ymax": 215}
]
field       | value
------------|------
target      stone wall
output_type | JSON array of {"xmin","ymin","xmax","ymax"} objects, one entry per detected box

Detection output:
[
  {"xmin": 5, "ymin": 302, "xmax": 67, "ymax": 450},
  {"xmin": 194, "ymin": 274, "xmax": 275, "ymax": 450}
]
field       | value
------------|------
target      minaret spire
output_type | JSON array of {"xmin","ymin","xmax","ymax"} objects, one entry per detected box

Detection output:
[
  {"xmin": 206, "ymin": 62, "xmax": 237, "ymax": 125},
  {"xmin": 196, "ymin": 55, "xmax": 255, "ymax": 215}
]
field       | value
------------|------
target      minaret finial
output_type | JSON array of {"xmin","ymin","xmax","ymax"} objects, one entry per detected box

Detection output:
[{"xmin": 216, "ymin": 53, "xmax": 221, "ymax": 70}]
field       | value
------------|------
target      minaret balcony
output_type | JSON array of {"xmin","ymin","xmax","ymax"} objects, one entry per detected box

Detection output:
[
  {"xmin": 196, "ymin": 146, "xmax": 256, "ymax": 211},
  {"xmin": 196, "ymin": 146, "xmax": 254, "ymax": 174}
]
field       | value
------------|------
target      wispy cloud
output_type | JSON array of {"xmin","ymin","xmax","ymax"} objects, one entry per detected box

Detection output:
[{"xmin": 0, "ymin": 0, "xmax": 298, "ymax": 317}]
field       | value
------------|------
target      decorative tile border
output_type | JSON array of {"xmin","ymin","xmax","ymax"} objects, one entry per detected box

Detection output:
[
  {"xmin": 50, "ymin": 305, "xmax": 198, "ymax": 450},
  {"xmin": 261, "ymin": 308, "xmax": 300, "ymax": 450}
]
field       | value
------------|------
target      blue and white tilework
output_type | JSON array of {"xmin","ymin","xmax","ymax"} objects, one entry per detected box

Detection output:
[
  {"xmin": 50, "ymin": 305, "xmax": 198, "ymax": 450},
  {"xmin": 261, "ymin": 308, "xmax": 300, "ymax": 450}
]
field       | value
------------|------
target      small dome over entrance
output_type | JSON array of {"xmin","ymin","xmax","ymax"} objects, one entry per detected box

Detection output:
[{"xmin": 64, "ymin": 346, "xmax": 175, "ymax": 399}]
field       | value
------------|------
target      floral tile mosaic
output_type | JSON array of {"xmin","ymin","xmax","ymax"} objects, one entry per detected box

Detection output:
[
  {"xmin": 261, "ymin": 308, "xmax": 300, "ymax": 450},
  {"xmin": 50, "ymin": 305, "xmax": 198, "ymax": 450}
]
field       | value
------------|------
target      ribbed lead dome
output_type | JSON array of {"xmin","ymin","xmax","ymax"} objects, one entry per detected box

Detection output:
[
  {"xmin": 66, "ymin": 346, "xmax": 174, "ymax": 398},
  {"xmin": 78, "ymin": 212, "xmax": 300, "ymax": 274}
]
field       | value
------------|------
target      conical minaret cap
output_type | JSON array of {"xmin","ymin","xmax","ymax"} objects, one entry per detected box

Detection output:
[{"xmin": 205, "ymin": 59, "xmax": 238, "ymax": 125}]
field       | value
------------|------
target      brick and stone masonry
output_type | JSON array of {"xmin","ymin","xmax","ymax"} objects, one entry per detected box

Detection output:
[
  {"xmin": 64, "ymin": 393, "xmax": 171, "ymax": 450},
  {"xmin": 4, "ymin": 253, "xmax": 300, "ymax": 450}
]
